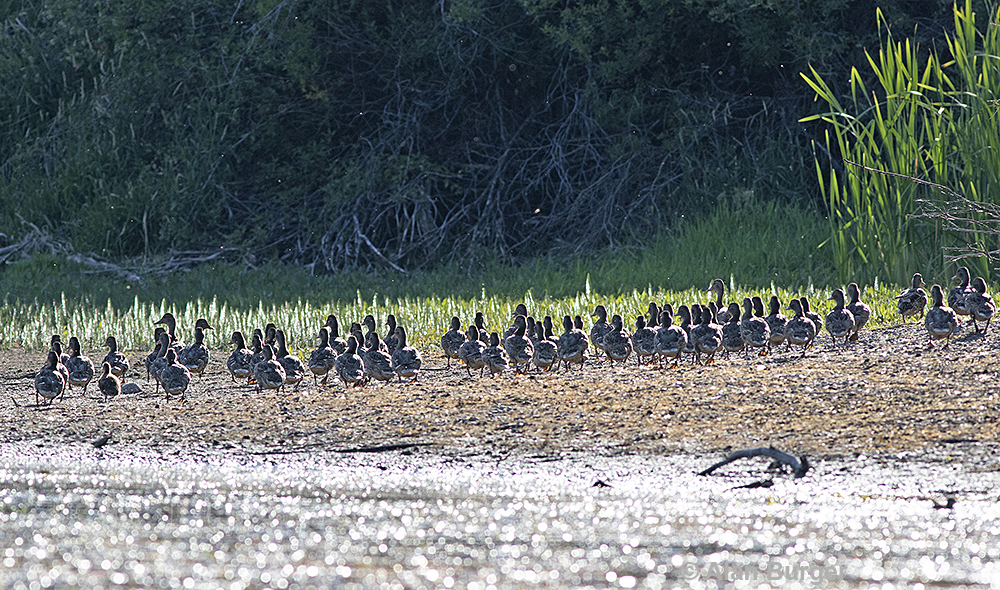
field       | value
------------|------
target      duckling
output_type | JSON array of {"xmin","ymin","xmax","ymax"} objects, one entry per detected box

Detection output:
[
  {"xmin": 149, "ymin": 332, "xmax": 172, "ymax": 392},
  {"xmin": 558, "ymin": 315, "xmax": 589, "ymax": 371},
  {"xmin": 740, "ymin": 298, "xmax": 771, "ymax": 356},
  {"xmin": 263, "ymin": 323, "xmax": 277, "ymax": 348},
  {"xmin": 677, "ymin": 305, "xmax": 696, "ymax": 360},
  {"xmin": 391, "ymin": 326, "xmax": 422, "ymax": 382},
  {"xmin": 949, "ymin": 266, "xmax": 973, "ymax": 319},
  {"xmin": 800, "ymin": 297, "xmax": 823, "ymax": 344},
  {"xmin": 574, "ymin": 315, "xmax": 586, "ymax": 331},
  {"xmin": 525, "ymin": 316, "xmax": 539, "ymax": 346},
  {"xmin": 967, "ymin": 277, "xmax": 995, "ymax": 335},
  {"xmin": 655, "ymin": 310, "xmax": 688, "ymax": 369},
  {"xmin": 227, "ymin": 330, "xmax": 255, "ymax": 383},
  {"xmin": 153, "ymin": 313, "xmax": 185, "ymax": 355},
  {"xmin": 66, "ymin": 337, "xmax": 95, "ymax": 395},
  {"xmin": 896, "ymin": 273, "xmax": 927, "ymax": 321},
  {"xmin": 274, "ymin": 329, "xmax": 307, "ymax": 390},
  {"xmin": 691, "ymin": 304, "xmax": 724, "ymax": 365},
  {"xmin": 531, "ymin": 322, "xmax": 558, "ymax": 372},
  {"xmin": 323, "ymin": 315, "xmax": 349, "ymax": 355},
  {"xmin": 160, "ymin": 349, "xmax": 192, "ymax": 400},
  {"xmin": 503, "ymin": 316, "xmax": 534, "ymax": 374},
  {"xmin": 178, "ymin": 326, "xmax": 211, "ymax": 378},
  {"xmin": 846, "ymin": 283, "xmax": 871, "ymax": 341},
  {"xmin": 335, "ymin": 336, "xmax": 365, "ymax": 389},
  {"xmin": 49, "ymin": 339, "xmax": 71, "ymax": 395},
  {"xmin": 646, "ymin": 302, "xmax": 662, "ymax": 334},
  {"xmin": 254, "ymin": 344, "xmax": 287, "ymax": 393},
  {"xmin": 603, "ymin": 314, "xmax": 633, "ymax": 365},
  {"xmin": 707, "ymin": 278, "xmax": 733, "ymax": 324},
  {"xmin": 825, "ymin": 288, "xmax": 855, "ymax": 347},
  {"xmin": 458, "ymin": 324, "xmax": 488, "ymax": 377},
  {"xmin": 361, "ymin": 315, "xmax": 387, "ymax": 353},
  {"xmin": 384, "ymin": 314, "xmax": 400, "ymax": 355},
  {"xmin": 926, "ymin": 285, "xmax": 959, "ymax": 347},
  {"xmin": 249, "ymin": 332, "xmax": 266, "ymax": 374},
  {"xmin": 361, "ymin": 327, "xmax": 395, "ymax": 385},
  {"xmin": 784, "ymin": 299, "xmax": 817, "ymax": 356},
  {"xmin": 483, "ymin": 331, "xmax": 510, "ymax": 378},
  {"xmin": 765, "ymin": 296, "xmax": 788, "ymax": 351},
  {"xmin": 441, "ymin": 317, "xmax": 466, "ymax": 369},
  {"xmin": 97, "ymin": 361, "xmax": 121, "ymax": 403},
  {"xmin": 631, "ymin": 316, "xmax": 658, "ymax": 365},
  {"xmin": 101, "ymin": 336, "xmax": 129, "ymax": 378},
  {"xmin": 543, "ymin": 316, "xmax": 560, "ymax": 346},
  {"xmin": 589, "ymin": 305, "xmax": 611, "ymax": 361},
  {"xmin": 35, "ymin": 351, "xmax": 66, "ymax": 406},
  {"xmin": 307, "ymin": 327, "xmax": 338, "ymax": 385},
  {"xmin": 721, "ymin": 303, "xmax": 745, "ymax": 359},
  {"xmin": 475, "ymin": 312, "xmax": 488, "ymax": 341}
]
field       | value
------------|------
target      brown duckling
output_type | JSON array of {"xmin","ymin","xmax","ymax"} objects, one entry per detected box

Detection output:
[
  {"xmin": 482, "ymin": 331, "xmax": 509, "ymax": 378},
  {"xmin": 603, "ymin": 314, "xmax": 633, "ymax": 365},
  {"xmin": 655, "ymin": 310, "xmax": 688, "ymax": 369},
  {"xmin": 896, "ymin": 273, "xmax": 927, "ymax": 321},
  {"xmin": 274, "ymin": 329, "xmax": 306, "ymax": 389},
  {"xmin": 101, "ymin": 336, "xmax": 129, "ymax": 379},
  {"xmin": 845, "ymin": 283, "xmax": 871, "ymax": 341},
  {"xmin": 254, "ymin": 344, "xmax": 286, "ymax": 393},
  {"xmin": 825, "ymin": 288, "xmax": 855, "ymax": 347},
  {"xmin": 323, "ymin": 315, "xmax": 349, "ymax": 355},
  {"xmin": 49, "ymin": 339, "xmax": 71, "ymax": 395},
  {"xmin": 361, "ymin": 327, "xmax": 395, "ymax": 385},
  {"xmin": 557, "ymin": 315, "xmax": 589, "ymax": 371},
  {"xmin": 384, "ymin": 314, "xmax": 400, "ymax": 355},
  {"xmin": 98, "ymin": 361, "xmax": 121, "ymax": 403},
  {"xmin": 800, "ymin": 297, "xmax": 823, "ymax": 344},
  {"xmin": 66, "ymin": 336, "xmax": 95, "ymax": 395},
  {"xmin": 178, "ymin": 326, "xmax": 211, "ymax": 378},
  {"xmin": 227, "ymin": 330, "xmax": 255, "ymax": 383},
  {"xmin": 631, "ymin": 315, "xmax": 658, "ymax": 365},
  {"xmin": 691, "ymin": 304, "xmax": 723, "ymax": 365},
  {"xmin": 721, "ymin": 302, "xmax": 745, "ymax": 359},
  {"xmin": 441, "ymin": 317, "xmax": 465, "ymax": 369},
  {"xmin": 949, "ymin": 266, "xmax": 973, "ymax": 319},
  {"xmin": 531, "ymin": 322, "xmax": 558, "ymax": 372},
  {"xmin": 308, "ymin": 327, "xmax": 338, "ymax": 385},
  {"xmin": 391, "ymin": 326, "xmax": 422, "ymax": 382},
  {"xmin": 505, "ymin": 304, "xmax": 529, "ymax": 340},
  {"xmin": 503, "ymin": 315, "xmax": 534, "ymax": 374},
  {"xmin": 740, "ymin": 298, "xmax": 771, "ymax": 356},
  {"xmin": 153, "ymin": 312, "xmax": 185, "ymax": 355},
  {"xmin": 589, "ymin": 305, "xmax": 611, "ymax": 361},
  {"xmin": 149, "ymin": 332, "xmax": 172, "ymax": 392},
  {"xmin": 335, "ymin": 336, "xmax": 365, "ymax": 389},
  {"xmin": 160, "ymin": 348, "xmax": 192, "ymax": 400},
  {"xmin": 784, "ymin": 299, "xmax": 816, "ymax": 356},
  {"xmin": 966, "ymin": 276, "xmax": 995, "ymax": 335},
  {"xmin": 708, "ymin": 278, "xmax": 733, "ymax": 324},
  {"xmin": 35, "ymin": 351, "xmax": 66, "ymax": 406},
  {"xmin": 926, "ymin": 284, "xmax": 958, "ymax": 347},
  {"xmin": 458, "ymin": 324, "xmax": 488, "ymax": 377}
]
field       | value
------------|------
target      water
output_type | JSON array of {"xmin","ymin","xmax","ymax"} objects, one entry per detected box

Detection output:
[{"xmin": 1, "ymin": 442, "xmax": 998, "ymax": 589}]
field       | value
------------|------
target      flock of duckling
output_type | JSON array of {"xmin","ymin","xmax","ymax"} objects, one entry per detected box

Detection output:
[{"xmin": 30, "ymin": 268, "xmax": 994, "ymax": 406}]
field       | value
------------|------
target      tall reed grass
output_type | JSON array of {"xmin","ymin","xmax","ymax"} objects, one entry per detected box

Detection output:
[{"xmin": 801, "ymin": 0, "xmax": 1000, "ymax": 285}]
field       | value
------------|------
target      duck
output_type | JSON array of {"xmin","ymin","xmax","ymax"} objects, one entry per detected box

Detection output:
[
  {"xmin": 274, "ymin": 329, "xmax": 307, "ymax": 390},
  {"xmin": 97, "ymin": 361, "xmax": 121, "ymax": 403},
  {"xmin": 35, "ymin": 351, "xmax": 66, "ymax": 406},
  {"xmin": 458, "ymin": 324, "xmax": 488, "ymax": 377},
  {"xmin": 708, "ymin": 278, "xmax": 733, "ymax": 323},
  {"xmin": 845, "ymin": 283, "xmax": 871, "ymax": 341},
  {"xmin": 307, "ymin": 327, "xmax": 338, "ymax": 385},
  {"xmin": 361, "ymin": 315, "xmax": 387, "ymax": 353},
  {"xmin": 764, "ymin": 296, "xmax": 788, "ymax": 351},
  {"xmin": 248, "ymin": 331, "xmax": 266, "ymax": 375},
  {"xmin": 825, "ymin": 288, "xmax": 855, "ymax": 347},
  {"xmin": 263, "ymin": 323, "xmax": 277, "ymax": 348},
  {"xmin": 153, "ymin": 313, "xmax": 185, "ymax": 355},
  {"xmin": 505, "ymin": 304, "xmax": 529, "ymax": 340},
  {"xmin": 677, "ymin": 305, "xmax": 696, "ymax": 359},
  {"xmin": 721, "ymin": 302, "xmax": 745, "ymax": 359},
  {"xmin": 66, "ymin": 336, "xmax": 96, "ymax": 395},
  {"xmin": 602, "ymin": 314, "xmax": 633, "ymax": 365},
  {"xmin": 227, "ymin": 330, "xmax": 255, "ymax": 383},
  {"xmin": 740, "ymin": 298, "xmax": 771, "ymax": 356},
  {"xmin": 251, "ymin": 344, "xmax": 285, "ymax": 393},
  {"xmin": 896, "ymin": 273, "xmax": 927, "ymax": 321},
  {"xmin": 784, "ymin": 299, "xmax": 817, "ymax": 356},
  {"xmin": 360, "ymin": 327, "xmax": 395, "ymax": 385},
  {"xmin": 335, "ymin": 336, "xmax": 366, "ymax": 389},
  {"xmin": 525, "ymin": 316, "xmax": 539, "ymax": 346},
  {"xmin": 691, "ymin": 304, "xmax": 724, "ymax": 364},
  {"xmin": 482, "ymin": 331, "xmax": 509, "ymax": 378},
  {"xmin": 440, "ymin": 317, "xmax": 466, "ymax": 369},
  {"xmin": 474, "ymin": 312, "xmax": 488, "ymax": 342},
  {"xmin": 160, "ymin": 348, "xmax": 192, "ymax": 400},
  {"xmin": 631, "ymin": 316, "xmax": 658, "ymax": 365},
  {"xmin": 531, "ymin": 322, "xmax": 558, "ymax": 372},
  {"xmin": 323, "ymin": 315, "xmax": 349, "ymax": 355},
  {"xmin": 149, "ymin": 331, "xmax": 172, "ymax": 392},
  {"xmin": 966, "ymin": 277, "xmax": 995, "ymax": 335},
  {"xmin": 391, "ymin": 326, "xmax": 422, "ymax": 382},
  {"xmin": 542, "ymin": 316, "xmax": 560, "ymax": 346},
  {"xmin": 101, "ymin": 336, "xmax": 129, "ymax": 378},
  {"xmin": 646, "ymin": 302, "xmax": 662, "ymax": 334},
  {"xmin": 800, "ymin": 297, "xmax": 823, "ymax": 343},
  {"xmin": 384, "ymin": 314, "xmax": 400, "ymax": 355},
  {"xmin": 926, "ymin": 284, "xmax": 959, "ymax": 347},
  {"xmin": 503, "ymin": 316, "xmax": 534, "ymax": 373},
  {"xmin": 655, "ymin": 310, "xmax": 688, "ymax": 369},
  {"xmin": 49, "ymin": 339, "xmax": 71, "ymax": 394},
  {"xmin": 557, "ymin": 315, "xmax": 589, "ymax": 371},
  {"xmin": 949, "ymin": 266, "xmax": 973, "ymax": 319},
  {"xmin": 178, "ymin": 326, "xmax": 211, "ymax": 378},
  {"xmin": 589, "ymin": 305, "xmax": 611, "ymax": 361}
]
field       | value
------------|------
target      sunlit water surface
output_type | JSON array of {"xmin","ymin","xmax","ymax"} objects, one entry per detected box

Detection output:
[{"xmin": 1, "ymin": 443, "xmax": 998, "ymax": 589}]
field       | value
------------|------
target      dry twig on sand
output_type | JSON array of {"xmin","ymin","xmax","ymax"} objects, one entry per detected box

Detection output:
[{"xmin": 698, "ymin": 446, "xmax": 810, "ymax": 479}]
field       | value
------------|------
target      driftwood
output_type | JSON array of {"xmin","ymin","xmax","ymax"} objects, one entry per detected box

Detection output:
[{"xmin": 698, "ymin": 446, "xmax": 810, "ymax": 479}]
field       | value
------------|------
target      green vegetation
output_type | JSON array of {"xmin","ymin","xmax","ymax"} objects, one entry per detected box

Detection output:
[{"xmin": 803, "ymin": 0, "xmax": 1000, "ymax": 285}]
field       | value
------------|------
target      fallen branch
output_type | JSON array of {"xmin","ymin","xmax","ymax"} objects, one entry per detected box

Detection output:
[{"xmin": 698, "ymin": 446, "xmax": 810, "ymax": 479}]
